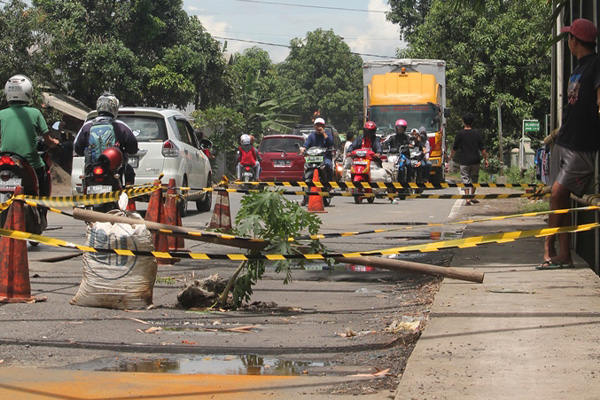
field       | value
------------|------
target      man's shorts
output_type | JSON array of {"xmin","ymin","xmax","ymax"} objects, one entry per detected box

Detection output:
[
  {"xmin": 549, "ymin": 144, "xmax": 596, "ymax": 197},
  {"xmin": 459, "ymin": 164, "xmax": 480, "ymax": 185}
]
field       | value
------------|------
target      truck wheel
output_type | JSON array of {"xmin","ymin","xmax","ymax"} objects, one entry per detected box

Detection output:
[{"xmin": 430, "ymin": 167, "xmax": 445, "ymax": 185}]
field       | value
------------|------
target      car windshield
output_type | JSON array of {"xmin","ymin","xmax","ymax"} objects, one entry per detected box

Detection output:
[
  {"xmin": 259, "ymin": 137, "xmax": 304, "ymax": 153},
  {"xmin": 369, "ymin": 104, "xmax": 440, "ymax": 135},
  {"xmin": 117, "ymin": 115, "xmax": 168, "ymax": 142}
]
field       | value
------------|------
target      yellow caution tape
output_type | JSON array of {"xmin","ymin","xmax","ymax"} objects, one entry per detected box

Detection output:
[
  {"xmin": 188, "ymin": 187, "xmax": 548, "ymax": 200},
  {"xmin": 1, "ymin": 222, "xmax": 598, "ymax": 260},
  {"xmin": 229, "ymin": 180, "xmax": 542, "ymax": 190},
  {"xmin": 19, "ymin": 186, "xmax": 159, "ymax": 207},
  {"xmin": 295, "ymin": 205, "xmax": 600, "ymax": 240}
]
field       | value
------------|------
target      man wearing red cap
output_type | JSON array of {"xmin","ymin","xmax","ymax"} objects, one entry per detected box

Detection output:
[{"xmin": 540, "ymin": 18, "xmax": 600, "ymax": 269}]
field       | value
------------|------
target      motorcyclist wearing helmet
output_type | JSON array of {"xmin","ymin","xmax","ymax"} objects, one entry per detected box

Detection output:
[
  {"xmin": 419, "ymin": 126, "xmax": 432, "ymax": 182},
  {"xmin": 299, "ymin": 118, "xmax": 335, "ymax": 205},
  {"xmin": 0, "ymin": 74, "xmax": 60, "ymax": 198},
  {"xmin": 347, "ymin": 121, "xmax": 383, "ymax": 163},
  {"xmin": 237, "ymin": 133, "xmax": 261, "ymax": 180},
  {"xmin": 300, "ymin": 117, "xmax": 335, "ymax": 178},
  {"xmin": 409, "ymin": 128, "xmax": 427, "ymax": 183},
  {"xmin": 383, "ymin": 119, "xmax": 411, "ymax": 156},
  {"xmin": 74, "ymin": 92, "xmax": 138, "ymax": 185}
]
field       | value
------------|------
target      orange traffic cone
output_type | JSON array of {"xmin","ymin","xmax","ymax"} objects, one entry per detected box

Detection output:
[
  {"xmin": 164, "ymin": 178, "xmax": 184, "ymax": 253},
  {"xmin": 126, "ymin": 197, "xmax": 136, "ymax": 211},
  {"xmin": 0, "ymin": 186, "xmax": 45, "ymax": 303},
  {"xmin": 307, "ymin": 169, "xmax": 326, "ymax": 213},
  {"xmin": 208, "ymin": 190, "xmax": 232, "ymax": 231},
  {"xmin": 145, "ymin": 181, "xmax": 171, "ymax": 264}
]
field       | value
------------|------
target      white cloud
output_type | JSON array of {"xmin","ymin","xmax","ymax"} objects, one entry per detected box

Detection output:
[
  {"xmin": 345, "ymin": 0, "xmax": 404, "ymax": 60},
  {"xmin": 193, "ymin": 15, "xmax": 248, "ymax": 55}
]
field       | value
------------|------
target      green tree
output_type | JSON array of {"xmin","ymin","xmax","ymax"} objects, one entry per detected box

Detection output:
[
  {"xmin": 386, "ymin": 0, "xmax": 433, "ymax": 40},
  {"xmin": 400, "ymin": 0, "xmax": 551, "ymax": 155},
  {"xmin": 32, "ymin": 0, "xmax": 231, "ymax": 109},
  {"xmin": 236, "ymin": 69, "xmax": 299, "ymax": 137},
  {"xmin": 0, "ymin": 1, "xmax": 39, "ymax": 82},
  {"xmin": 277, "ymin": 29, "xmax": 363, "ymax": 132},
  {"xmin": 230, "ymin": 46, "xmax": 277, "ymax": 101}
]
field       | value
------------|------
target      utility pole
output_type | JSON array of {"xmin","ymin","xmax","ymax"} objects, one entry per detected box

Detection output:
[{"xmin": 497, "ymin": 99, "xmax": 503, "ymax": 175}]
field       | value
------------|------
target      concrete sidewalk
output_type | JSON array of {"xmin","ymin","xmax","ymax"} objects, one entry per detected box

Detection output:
[{"xmin": 396, "ymin": 201, "xmax": 600, "ymax": 400}]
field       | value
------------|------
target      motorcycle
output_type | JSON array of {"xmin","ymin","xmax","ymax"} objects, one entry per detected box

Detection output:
[
  {"xmin": 349, "ymin": 148, "xmax": 382, "ymax": 204},
  {"xmin": 0, "ymin": 146, "xmax": 52, "ymax": 243},
  {"xmin": 383, "ymin": 146, "xmax": 411, "ymax": 201},
  {"xmin": 301, "ymin": 146, "xmax": 333, "ymax": 207},
  {"xmin": 408, "ymin": 146, "xmax": 425, "ymax": 194},
  {"xmin": 240, "ymin": 162, "xmax": 258, "ymax": 184},
  {"xmin": 82, "ymin": 146, "xmax": 124, "ymax": 212}
]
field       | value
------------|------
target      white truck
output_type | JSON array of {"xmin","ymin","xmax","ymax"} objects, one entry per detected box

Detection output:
[{"xmin": 363, "ymin": 59, "xmax": 449, "ymax": 184}]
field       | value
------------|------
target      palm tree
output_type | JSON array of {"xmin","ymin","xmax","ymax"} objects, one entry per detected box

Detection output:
[{"xmin": 236, "ymin": 69, "xmax": 300, "ymax": 138}]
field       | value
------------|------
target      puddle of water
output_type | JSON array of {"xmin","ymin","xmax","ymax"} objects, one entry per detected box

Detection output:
[
  {"xmin": 429, "ymin": 231, "xmax": 463, "ymax": 241},
  {"xmin": 100, "ymin": 355, "xmax": 327, "ymax": 375}
]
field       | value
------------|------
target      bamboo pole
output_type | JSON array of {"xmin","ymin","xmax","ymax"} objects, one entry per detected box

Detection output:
[
  {"xmin": 72, "ymin": 208, "xmax": 269, "ymax": 251},
  {"xmin": 73, "ymin": 208, "xmax": 484, "ymax": 283},
  {"xmin": 336, "ymin": 256, "xmax": 484, "ymax": 283}
]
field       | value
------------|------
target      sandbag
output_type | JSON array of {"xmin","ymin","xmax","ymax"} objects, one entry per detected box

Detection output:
[{"xmin": 70, "ymin": 210, "xmax": 157, "ymax": 309}]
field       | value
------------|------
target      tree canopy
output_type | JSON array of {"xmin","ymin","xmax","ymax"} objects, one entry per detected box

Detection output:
[
  {"xmin": 277, "ymin": 29, "xmax": 363, "ymax": 132},
  {"xmin": 395, "ymin": 0, "xmax": 552, "ymax": 155},
  {"xmin": 29, "ymin": 0, "xmax": 229, "ymax": 110}
]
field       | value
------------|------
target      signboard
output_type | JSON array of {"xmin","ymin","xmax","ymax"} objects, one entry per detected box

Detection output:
[{"xmin": 524, "ymin": 120, "xmax": 540, "ymax": 132}]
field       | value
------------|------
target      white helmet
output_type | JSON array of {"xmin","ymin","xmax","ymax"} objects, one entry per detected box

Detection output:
[
  {"xmin": 241, "ymin": 134, "xmax": 251, "ymax": 145},
  {"xmin": 96, "ymin": 92, "xmax": 120, "ymax": 118},
  {"xmin": 5, "ymin": 75, "xmax": 33, "ymax": 104}
]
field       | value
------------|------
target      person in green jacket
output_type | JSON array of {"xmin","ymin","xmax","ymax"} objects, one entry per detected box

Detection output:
[{"xmin": 0, "ymin": 74, "xmax": 59, "ymax": 197}]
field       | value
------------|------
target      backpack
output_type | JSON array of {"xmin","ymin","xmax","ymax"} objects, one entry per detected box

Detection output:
[
  {"xmin": 239, "ymin": 145, "xmax": 258, "ymax": 166},
  {"xmin": 87, "ymin": 117, "xmax": 116, "ymax": 163}
]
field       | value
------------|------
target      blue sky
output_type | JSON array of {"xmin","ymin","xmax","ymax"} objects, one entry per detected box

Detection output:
[{"xmin": 182, "ymin": 0, "xmax": 404, "ymax": 63}]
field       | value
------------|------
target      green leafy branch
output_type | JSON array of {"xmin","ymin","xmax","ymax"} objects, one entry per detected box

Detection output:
[{"xmin": 216, "ymin": 190, "xmax": 330, "ymax": 308}]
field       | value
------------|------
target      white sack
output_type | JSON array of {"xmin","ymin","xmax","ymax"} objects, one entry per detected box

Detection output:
[{"xmin": 71, "ymin": 211, "xmax": 157, "ymax": 309}]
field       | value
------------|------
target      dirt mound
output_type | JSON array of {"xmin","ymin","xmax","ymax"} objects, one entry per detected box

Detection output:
[{"xmin": 51, "ymin": 164, "xmax": 73, "ymax": 196}]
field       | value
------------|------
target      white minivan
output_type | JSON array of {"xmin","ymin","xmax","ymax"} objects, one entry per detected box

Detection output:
[{"xmin": 71, "ymin": 107, "xmax": 213, "ymax": 215}]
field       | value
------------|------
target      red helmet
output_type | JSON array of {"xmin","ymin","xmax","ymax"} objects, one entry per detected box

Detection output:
[
  {"xmin": 395, "ymin": 119, "xmax": 407, "ymax": 127},
  {"xmin": 364, "ymin": 121, "xmax": 377, "ymax": 131}
]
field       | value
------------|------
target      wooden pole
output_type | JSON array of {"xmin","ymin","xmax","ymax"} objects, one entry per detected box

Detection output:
[
  {"xmin": 336, "ymin": 256, "xmax": 484, "ymax": 283},
  {"xmin": 73, "ymin": 209, "xmax": 484, "ymax": 283},
  {"xmin": 72, "ymin": 208, "xmax": 268, "ymax": 251}
]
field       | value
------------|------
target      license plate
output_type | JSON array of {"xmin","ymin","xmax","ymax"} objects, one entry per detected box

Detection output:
[
  {"xmin": 0, "ymin": 177, "xmax": 22, "ymax": 189},
  {"xmin": 87, "ymin": 185, "xmax": 113, "ymax": 194},
  {"xmin": 305, "ymin": 156, "xmax": 323, "ymax": 163},
  {"xmin": 128, "ymin": 156, "xmax": 139, "ymax": 168},
  {"xmin": 353, "ymin": 161, "xmax": 368, "ymax": 166},
  {"xmin": 273, "ymin": 160, "xmax": 291, "ymax": 167}
]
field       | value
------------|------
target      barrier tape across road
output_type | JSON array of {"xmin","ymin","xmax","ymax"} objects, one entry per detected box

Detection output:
[
  {"xmin": 226, "ymin": 180, "xmax": 543, "ymax": 190},
  {"xmin": 191, "ymin": 187, "xmax": 549, "ymax": 200},
  {"xmin": 2, "ymin": 222, "xmax": 599, "ymax": 261}
]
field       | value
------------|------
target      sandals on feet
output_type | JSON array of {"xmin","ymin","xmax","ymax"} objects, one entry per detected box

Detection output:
[{"xmin": 536, "ymin": 260, "xmax": 575, "ymax": 270}]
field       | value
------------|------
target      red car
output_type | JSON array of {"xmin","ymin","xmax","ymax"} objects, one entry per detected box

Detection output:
[{"xmin": 258, "ymin": 135, "xmax": 305, "ymax": 182}]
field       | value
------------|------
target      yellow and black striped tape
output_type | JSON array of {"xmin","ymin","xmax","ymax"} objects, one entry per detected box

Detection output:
[
  {"xmin": 19, "ymin": 186, "xmax": 158, "ymax": 208},
  {"xmin": 228, "ymin": 180, "xmax": 542, "ymax": 190},
  {"xmin": 295, "ymin": 205, "xmax": 600, "ymax": 241},
  {"xmin": 201, "ymin": 187, "xmax": 547, "ymax": 200},
  {"xmin": 2, "ymin": 222, "xmax": 598, "ymax": 261},
  {"xmin": 20, "ymin": 201, "xmax": 594, "ymax": 248}
]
